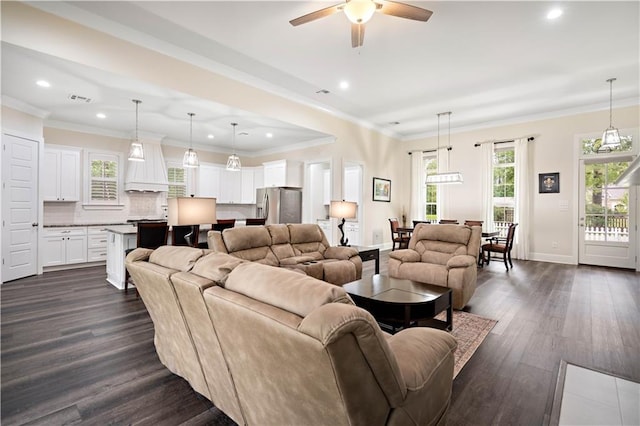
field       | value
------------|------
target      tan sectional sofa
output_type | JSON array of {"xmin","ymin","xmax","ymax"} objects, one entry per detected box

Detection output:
[
  {"xmin": 207, "ymin": 223, "xmax": 362, "ymax": 285},
  {"xmin": 388, "ymin": 224, "xmax": 482, "ymax": 309},
  {"xmin": 126, "ymin": 246, "xmax": 457, "ymax": 426}
]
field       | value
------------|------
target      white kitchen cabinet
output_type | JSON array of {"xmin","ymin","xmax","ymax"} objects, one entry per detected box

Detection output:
[
  {"xmin": 317, "ymin": 219, "xmax": 333, "ymax": 246},
  {"xmin": 218, "ymin": 169, "xmax": 242, "ymax": 203},
  {"xmin": 42, "ymin": 147, "xmax": 80, "ymax": 202},
  {"xmin": 343, "ymin": 167, "xmax": 361, "ymax": 203},
  {"xmin": 344, "ymin": 222, "xmax": 360, "ymax": 246},
  {"xmin": 42, "ymin": 227, "xmax": 87, "ymax": 267},
  {"xmin": 87, "ymin": 226, "xmax": 108, "ymax": 262},
  {"xmin": 263, "ymin": 160, "xmax": 302, "ymax": 187},
  {"xmin": 240, "ymin": 168, "xmax": 256, "ymax": 203},
  {"xmin": 197, "ymin": 164, "xmax": 221, "ymax": 198},
  {"xmin": 323, "ymin": 169, "xmax": 331, "ymax": 205}
]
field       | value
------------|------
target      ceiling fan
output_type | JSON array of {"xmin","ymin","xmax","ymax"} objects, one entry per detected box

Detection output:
[{"xmin": 289, "ymin": 0, "xmax": 433, "ymax": 48}]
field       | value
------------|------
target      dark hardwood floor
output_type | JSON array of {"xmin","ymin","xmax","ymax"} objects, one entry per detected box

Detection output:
[{"xmin": 1, "ymin": 253, "xmax": 638, "ymax": 425}]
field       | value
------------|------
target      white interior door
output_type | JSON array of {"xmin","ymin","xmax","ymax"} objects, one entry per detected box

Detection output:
[
  {"xmin": 2, "ymin": 134, "xmax": 39, "ymax": 282},
  {"xmin": 579, "ymin": 157, "xmax": 636, "ymax": 269}
]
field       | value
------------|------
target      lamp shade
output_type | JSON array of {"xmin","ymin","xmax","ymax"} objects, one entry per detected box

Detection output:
[
  {"xmin": 167, "ymin": 197, "xmax": 217, "ymax": 226},
  {"xmin": 330, "ymin": 200, "xmax": 357, "ymax": 219}
]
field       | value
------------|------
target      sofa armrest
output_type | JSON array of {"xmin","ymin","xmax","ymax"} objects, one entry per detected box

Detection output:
[
  {"xmin": 324, "ymin": 246, "xmax": 359, "ymax": 260},
  {"xmin": 446, "ymin": 254, "xmax": 476, "ymax": 269},
  {"xmin": 387, "ymin": 327, "xmax": 457, "ymax": 391},
  {"xmin": 389, "ymin": 249, "xmax": 420, "ymax": 263},
  {"xmin": 125, "ymin": 247, "xmax": 154, "ymax": 264}
]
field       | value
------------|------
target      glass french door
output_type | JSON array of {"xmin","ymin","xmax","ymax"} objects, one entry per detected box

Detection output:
[{"xmin": 579, "ymin": 157, "xmax": 636, "ymax": 268}]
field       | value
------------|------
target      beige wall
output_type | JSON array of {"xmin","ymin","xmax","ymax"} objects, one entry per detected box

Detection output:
[{"xmin": 3, "ymin": 2, "xmax": 640, "ymax": 264}]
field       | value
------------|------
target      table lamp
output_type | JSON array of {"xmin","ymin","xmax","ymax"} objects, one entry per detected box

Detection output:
[
  {"xmin": 167, "ymin": 196, "xmax": 217, "ymax": 246},
  {"xmin": 330, "ymin": 200, "xmax": 357, "ymax": 246}
]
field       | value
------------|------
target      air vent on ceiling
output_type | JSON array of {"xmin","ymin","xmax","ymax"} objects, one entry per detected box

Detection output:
[
  {"xmin": 316, "ymin": 89, "xmax": 330, "ymax": 94},
  {"xmin": 67, "ymin": 94, "xmax": 92, "ymax": 103}
]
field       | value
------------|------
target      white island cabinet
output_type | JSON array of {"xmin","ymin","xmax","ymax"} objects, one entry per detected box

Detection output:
[{"xmin": 105, "ymin": 225, "xmax": 137, "ymax": 290}]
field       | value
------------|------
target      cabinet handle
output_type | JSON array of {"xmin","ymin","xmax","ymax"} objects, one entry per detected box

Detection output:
[{"xmin": 32, "ymin": 223, "xmax": 38, "ymax": 227}]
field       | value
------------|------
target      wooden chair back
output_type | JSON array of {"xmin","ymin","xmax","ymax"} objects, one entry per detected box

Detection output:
[
  {"xmin": 213, "ymin": 219, "xmax": 236, "ymax": 232},
  {"xmin": 412, "ymin": 220, "xmax": 430, "ymax": 227},
  {"xmin": 245, "ymin": 218, "xmax": 266, "ymax": 226},
  {"xmin": 439, "ymin": 219, "xmax": 459, "ymax": 224},
  {"xmin": 464, "ymin": 220, "xmax": 483, "ymax": 227},
  {"xmin": 137, "ymin": 221, "xmax": 169, "ymax": 249}
]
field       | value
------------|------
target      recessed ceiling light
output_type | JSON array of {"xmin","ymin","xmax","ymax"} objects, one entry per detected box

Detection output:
[
  {"xmin": 36, "ymin": 80, "xmax": 50, "ymax": 88},
  {"xmin": 547, "ymin": 8, "xmax": 563, "ymax": 19},
  {"xmin": 96, "ymin": 113, "xmax": 106, "ymax": 119},
  {"xmin": 339, "ymin": 81, "xmax": 349, "ymax": 90},
  {"xmin": 207, "ymin": 134, "xmax": 215, "ymax": 139},
  {"xmin": 266, "ymin": 133, "xmax": 273, "ymax": 138}
]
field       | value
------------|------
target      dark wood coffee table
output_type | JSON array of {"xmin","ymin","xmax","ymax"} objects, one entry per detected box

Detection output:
[{"xmin": 343, "ymin": 275, "xmax": 452, "ymax": 333}]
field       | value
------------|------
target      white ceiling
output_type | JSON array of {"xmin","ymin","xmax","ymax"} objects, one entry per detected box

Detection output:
[{"xmin": 4, "ymin": 1, "xmax": 639, "ymax": 154}]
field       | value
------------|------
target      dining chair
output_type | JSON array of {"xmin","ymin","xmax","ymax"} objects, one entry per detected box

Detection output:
[
  {"xmin": 213, "ymin": 218, "xmax": 236, "ymax": 231},
  {"xmin": 464, "ymin": 220, "xmax": 483, "ymax": 227},
  {"xmin": 412, "ymin": 220, "xmax": 430, "ymax": 227},
  {"xmin": 125, "ymin": 221, "xmax": 169, "ymax": 293},
  {"xmin": 172, "ymin": 225, "xmax": 200, "ymax": 247},
  {"xmin": 389, "ymin": 218, "xmax": 411, "ymax": 251},
  {"xmin": 439, "ymin": 219, "xmax": 459, "ymax": 224},
  {"xmin": 482, "ymin": 223, "xmax": 518, "ymax": 270},
  {"xmin": 245, "ymin": 218, "xmax": 266, "ymax": 226}
]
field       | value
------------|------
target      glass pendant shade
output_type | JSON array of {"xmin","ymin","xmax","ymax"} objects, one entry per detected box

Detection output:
[
  {"xmin": 226, "ymin": 154, "xmax": 241, "ymax": 171},
  {"xmin": 183, "ymin": 112, "xmax": 199, "ymax": 168},
  {"xmin": 344, "ymin": 0, "xmax": 376, "ymax": 24},
  {"xmin": 226, "ymin": 122, "xmax": 241, "ymax": 171},
  {"xmin": 426, "ymin": 171, "xmax": 464, "ymax": 184},
  {"xmin": 183, "ymin": 148, "xmax": 199, "ymax": 168},
  {"xmin": 128, "ymin": 99, "xmax": 145, "ymax": 161},
  {"xmin": 598, "ymin": 78, "xmax": 621, "ymax": 153},
  {"xmin": 428, "ymin": 111, "xmax": 463, "ymax": 185}
]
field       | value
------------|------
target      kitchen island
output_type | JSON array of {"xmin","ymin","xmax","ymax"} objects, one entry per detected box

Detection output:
[
  {"xmin": 105, "ymin": 224, "xmax": 218, "ymax": 290},
  {"xmin": 105, "ymin": 225, "xmax": 137, "ymax": 290}
]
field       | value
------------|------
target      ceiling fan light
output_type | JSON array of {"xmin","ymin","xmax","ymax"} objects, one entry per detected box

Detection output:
[
  {"xmin": 344, "ymin": 0, "xmax": 376, "ymax": 24},
  {"xmin": 226, "ymin": 154, "xmax": 241, "ymax": 171}
]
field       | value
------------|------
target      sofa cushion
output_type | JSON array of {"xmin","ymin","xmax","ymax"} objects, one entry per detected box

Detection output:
[
  {"xmin": 191, "ymin": 252, "xmax": 247, "ymax": 285},
  {"xmin": 224, "ymin": 262, "xmax": 354, "ymax": 317},
  {"xmin": 149, "ymin": 245, "xmax": 206, "ymax": 272},
  {"xmin": 289, "ymin": 223, "xmax": 329, "ymax": 257},
  {"xmin": 410, "ymin": 224, "xmax": 471, "ymax": 248},
  {"xmin": 267, "ymin": 224, "xmax": 296, "ymax": 260},
  {"xmin": 221, "ymin": 226, "xmax": 279, "ymax": 265}
]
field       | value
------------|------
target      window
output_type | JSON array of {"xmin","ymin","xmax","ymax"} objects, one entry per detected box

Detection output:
[
  {"xmin": 492, "ymin": 145, "xmax": 515, "ymax": 234},
  {"xmin": 167, "ymin": 163, "xmax": 188, "ymax": 198},
  {"xmin": 88, "ymin": 152, "xmax": 120, "ymax": 205},
  {"xmin": 423, "ymin": 153, "xmax": 438, "ymax": 221}
]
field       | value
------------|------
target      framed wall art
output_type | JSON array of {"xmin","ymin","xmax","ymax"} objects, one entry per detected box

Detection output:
[
  {"xmin": 539, "ymin": 172, "xmax": 560, "ymax": 193},
  {"xmin": 372, "ymin": 177, "xmax": 391, "ymax": 202}
]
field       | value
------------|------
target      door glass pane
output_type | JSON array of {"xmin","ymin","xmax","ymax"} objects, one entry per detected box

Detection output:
[{"xmin": 584, "ymin": 160, "xmax": 630, "ymax": 241}]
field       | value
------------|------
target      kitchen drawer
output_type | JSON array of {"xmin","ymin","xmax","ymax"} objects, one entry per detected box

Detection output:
[
  {"xmin": 88, "ymin": 234, "xmax": 108, "ymax": 249},
  {"xmin": 43, "ymin": 227, "xmax": 87, "ymax": 237},
  {"xmin": 88, "ymin": 247, "xmax": 108, "ymax": 262}
]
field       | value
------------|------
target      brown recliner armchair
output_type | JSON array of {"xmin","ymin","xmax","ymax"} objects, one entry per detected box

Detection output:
[{"xmin": 388, "ymin": 223, "xmax": 481, "ymax": 309}]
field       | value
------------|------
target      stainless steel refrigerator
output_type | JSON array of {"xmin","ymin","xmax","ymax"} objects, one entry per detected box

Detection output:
[{"xmin": 256, "ymin": 187, "xmax": 302, "ymax": 225}]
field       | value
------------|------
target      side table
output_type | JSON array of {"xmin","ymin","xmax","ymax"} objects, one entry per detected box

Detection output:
[{"xmin": 352, "ymin": 246, "xmax": 380, "ymax": 274}]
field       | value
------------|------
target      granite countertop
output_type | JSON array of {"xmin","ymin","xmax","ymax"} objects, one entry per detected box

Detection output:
[
  {"xmin": 104, "ymin": 225, "xmax": 137, "ymax": 234},
  {"xmin": 44, "ymin": 223, "xmax": 129, "ymax": 228}
]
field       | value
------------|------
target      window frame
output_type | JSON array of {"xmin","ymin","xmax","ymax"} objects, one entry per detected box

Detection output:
[
  {"xmin": 422, "ymin": 151, "xmax": 439, "ymax": 222},
  {"xmin": 83, "ymin": 149, "xmax": 124, "ymax": 210},
  {"xmin": 166, "ymin": 161, "xmax": 190, "ymax": 199},
  {"xmin": 492, "ymin": 143, "xmax": 515, "ymax": 234}
]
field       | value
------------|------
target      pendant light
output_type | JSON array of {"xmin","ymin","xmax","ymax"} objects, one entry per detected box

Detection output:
[
  {"xmin": 598, "ymin": 77, "xmax": 621, "ymax": 153},
  {"xmin": 182, "ymin": 112, "xmax": 199, "ymax": 168},
  {"xmin": 226, "ymin": 122, "xmax": 241, "ymax": 171},
  {"xmin": 426, "ymin": 111, "xmax": 463, "ymax": 184},
  {"xmin": 128, "ymin": 99, "xmax": 144, "ymax": 161}
]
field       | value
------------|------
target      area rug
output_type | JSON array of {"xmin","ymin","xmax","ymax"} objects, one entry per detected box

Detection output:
[{"xmin": 435, "ymin": 311, "xmax": 497, "ymax": 378}]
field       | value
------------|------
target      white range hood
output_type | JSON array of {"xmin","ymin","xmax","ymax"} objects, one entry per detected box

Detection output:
[{"xmin": 125, "ymin": 140, "xmax": 169, "ymax": 192}]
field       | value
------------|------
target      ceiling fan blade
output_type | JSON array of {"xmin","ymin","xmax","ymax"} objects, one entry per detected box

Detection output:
[
  {"xmin": 351, "ymin": 23, "xmax": 365, "ymax": 48},
  {"xmin": 377, "ymin": 0, "xmax": 433, "ymax": 21},
  {"xmin": 289, "ymin": 3, "xmax": 345, "ymax": 26}
]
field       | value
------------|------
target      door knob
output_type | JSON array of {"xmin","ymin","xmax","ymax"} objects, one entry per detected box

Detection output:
[{"xmin": 32, "ymin": 222, "xmax": 39, "ymax": 227}]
